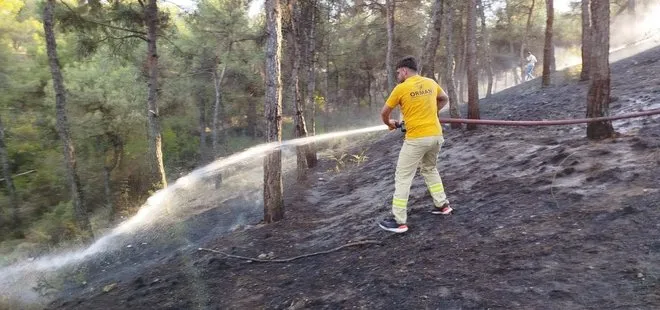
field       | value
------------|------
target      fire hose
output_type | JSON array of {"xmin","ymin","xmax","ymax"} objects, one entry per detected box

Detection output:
[{"xmin": 436, "ymin": 108, "xmax": 660, "ymax": 126}]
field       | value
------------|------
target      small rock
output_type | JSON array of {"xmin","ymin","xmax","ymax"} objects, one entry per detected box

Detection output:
[
  {"xmin": 258, "ymin": 253, "xmax": 268, "ymax": 259},
  {"xmin": 637, "ymin": 273, "xmax": 644, "ymax": 279},
  {"xmin": 126, "ymin": 244, "xmax": 133, "ymax": 248},
  {"xmin": 102, "ymin": 283, "xmax": 117, "ymax": 293}
]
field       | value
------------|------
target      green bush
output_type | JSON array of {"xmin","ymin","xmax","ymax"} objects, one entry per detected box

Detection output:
[{"xmin": 26, "ymin": 201, "xmax": 79, "ymax": 246}]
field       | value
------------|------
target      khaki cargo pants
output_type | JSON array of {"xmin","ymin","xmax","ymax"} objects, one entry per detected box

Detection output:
[{"xmin": 392, "ymin": 135, "xmax": 448, "ymax": 224}]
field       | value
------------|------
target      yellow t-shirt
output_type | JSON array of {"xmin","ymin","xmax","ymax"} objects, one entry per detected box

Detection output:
[{"xmin": 386, "ymin": 75, "xmax": 443, "ymax": 139}]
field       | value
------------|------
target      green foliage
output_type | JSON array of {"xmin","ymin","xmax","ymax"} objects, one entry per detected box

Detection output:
[
  {"xmin": 27, "ymin": 201, "xmax": 79, "ymax": 245},
  {"xmin": 0, "ymin": 0, "xmax": 598, "ymax": 255},
  {"xmin": 327, "ymin": 149, "xmax": 369, "ymax": 173}
]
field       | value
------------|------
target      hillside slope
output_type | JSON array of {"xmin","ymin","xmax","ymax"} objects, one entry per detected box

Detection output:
[{"xmin": 48, "ymin": 46, "xmax": 660, "ymax": 310}]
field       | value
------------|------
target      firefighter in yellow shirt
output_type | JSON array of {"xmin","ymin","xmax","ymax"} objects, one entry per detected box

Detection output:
[{"xmin": 378, "ymin": 56, "xmax": 453, "ymax": 233}]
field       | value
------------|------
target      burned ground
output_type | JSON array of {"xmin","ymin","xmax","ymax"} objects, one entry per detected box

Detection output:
[{"xmin": 44, "ymin": 46, "xmax": 660, "ymax": 310}]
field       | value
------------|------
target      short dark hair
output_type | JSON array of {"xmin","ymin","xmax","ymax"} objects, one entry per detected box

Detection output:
[{"xmin": 396, "ymin": 56, "xmax": 418, "ymax": 71}]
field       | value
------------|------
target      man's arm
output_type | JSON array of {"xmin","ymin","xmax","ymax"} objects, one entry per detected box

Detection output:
[
  {"xmin": 381, "ymin": 104, "xmax": 397, "ymax": 130},
  {"xmin": 437, "ymin": 88, "xmax": 449, "ymax": 112}
]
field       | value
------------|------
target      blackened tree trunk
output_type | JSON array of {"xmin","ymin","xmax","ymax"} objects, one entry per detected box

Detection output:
[
  {"xmin": 442, "ymin": 0, "xmax": 462, "ymax": 129},
  {"xmin": 385, "ymin": 0, "xmax": 395, "ymax": 91},
  {"xmin": 542, "ymin": 0, "xmax": 555, "ymax": 87},
  {"xmin": 145, "ymin": 0, "xmax": 167, "ymax": 190},
  {"xmin": 420, "ymin": 0, "xmax": 443, "ymax": 79},
  {"xmin": 466, "ymin": 0, "xmax": 480, "ymax": 130},
  {"xmin": 264, "ymin": 0, "xmax": 284, "ymax": 222},
  {"xmin": 477, "ymin": 0, "xmax": 494, "ymax": 97},
  {"xmin": 289, "ymin": 0, "xmax": 310, "ymax": 181},
  {"xmin": 586, "ymin": 0, "xmax": 614, "ymax": 139},
  {"xmin": 0, "ymin": 116, "xmax": 19, "ymax": 228},
  {"xmin": 303, "ymin": 0, "xmax": 318, "ymax": 168},
  {"xmin": 580, "ymin": 0, "xmax": 591, "ymax": 81},
  {"xmin": 44, "ymin": 0, "xmax": 93, "ymax": 239}
]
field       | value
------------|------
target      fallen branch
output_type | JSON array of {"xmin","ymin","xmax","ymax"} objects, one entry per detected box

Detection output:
[{"xmin": 198, "ymin": 240, "xmax": 382, "ymax": 263}]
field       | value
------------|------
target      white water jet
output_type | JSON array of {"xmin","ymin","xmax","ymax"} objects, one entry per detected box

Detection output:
[{"xmin": 0, "ymin": 124, "xmax": 388, "ymax": 305}]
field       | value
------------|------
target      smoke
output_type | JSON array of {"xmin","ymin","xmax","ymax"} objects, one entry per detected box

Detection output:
[{"xmin": 554, "ymin": 2, "xmax": 660, "ymax": 71}]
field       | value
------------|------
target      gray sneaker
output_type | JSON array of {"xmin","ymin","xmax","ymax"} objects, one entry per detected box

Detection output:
[{"xmin": 378, "ymin": 218, "xmax": 408, "ymax": 233}]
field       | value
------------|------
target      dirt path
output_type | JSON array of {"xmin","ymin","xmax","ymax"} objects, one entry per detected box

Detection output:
[{"xmin": 46, "ymin": 47, "xmax": 660, "ymax": 310}]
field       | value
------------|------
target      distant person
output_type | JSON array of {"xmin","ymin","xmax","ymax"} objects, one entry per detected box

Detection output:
[
  {"xmin": 378, "ymin": 56, "xmax": 453, "ymax": 233},
  {"xmin": 525, "ymin": 51, "xmax": 537, "ymax": 81}
]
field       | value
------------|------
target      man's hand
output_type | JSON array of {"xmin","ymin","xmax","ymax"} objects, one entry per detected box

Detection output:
[
  {"xmin": 437, "ymin": 89, "xmax": 449, "ymax": 112},
  {"xmin": 387, "ymin": 119, "xmax": 398, "ymax": 130}
]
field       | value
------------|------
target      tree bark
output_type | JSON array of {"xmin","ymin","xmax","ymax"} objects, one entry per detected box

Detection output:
[
  {"xmin": 466, "ymin": 0, "xmax": 480, "ymax": 130},
  {"xmin": 0, "ymin": 116, "xmax": 19, "ymax": 228},
  {"xmin": 477, "ymin": 0, "xmax": 494, "ymax": 97},
  {"xmin": 289, "ymin": 0, "xmax": 310, "ymax": 181},
  {"xmin": 385, "ymin": 0, "xmax": 396, "ymax": 92},
  {"xmin": 212, "ymin": 64, "xmax": 227, "ymax": 158},
  {"xmin": 586, "ymin": 0, "xmax": 614, "ymax": 139},
  {"xmin": 196, "ymin": 93, "xmax": 208, "ymax": 163},
  {"xmin": 542, "ymin": 0, "xmax": 555, "ymax": 87},
  {"xmin": 264, "ymin": 0, "xmax": 284, "ymax": 223},
  {"xmin": 454, "ymin": 1, "xmax": 466, "ymax": 103},
  {"xmin": 102, "ymin": 133, "xmax": 122, "ymax": 217},
  {"xmin": 145, "ymin": 0, "xmax": 167, "ymax": 190},
  {"xmin": 303, "ymin": 0, "xmax": 318, "ymax": 168},
  {"xmin": 420, "ymin": 0, "xmax": 443, "ymax": 79},
  {"xmin": 509, "ymin": 40, "xmax": 520, "ymax": 85},
  {"xmin": 44, "ymin": 0, "xmax": 93, "ymax": 239},
  {"xmin": 580, "ymin": 0, "xmax": 591, "ymax": 81},
  {"xmin": 520, "ymin": 0, "xmax": 536, "ymax": 81},
  {"xmin": 442, "ymin": 0, "xmax": 462, "ymax": 129}
]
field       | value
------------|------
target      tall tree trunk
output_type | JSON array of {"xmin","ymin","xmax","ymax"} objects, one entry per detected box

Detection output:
[
  {"xmin": 628, "ymin": 0, "xmax": 636, "ymax": 15},
  {"xmin": 304, "ymin": 0, "xmax": 318, "ymax": 168},
  {"xmin": 264, "ymin": 0, "xmax": 284, "ymax": 223},
  {"xmin": 102, "ymin": 134, "xmax": 122, "ymax": 217},
  {"xmin": 509, "ymin": 40, "xmax": 520, "ymax": 85},
  {"xmin": 385, "ymin": 0, "xmax": 395, "ymax": 92},
  {"xmin": 586, "ymin": 0, "xmax": 614, "ymax": 139},
  {"xmin": 442, "ymin": 0, "xmax": 462, "ymax": 129},
  {"xmin": 477, "ymin": 0, "xmax": 494, "ymax": 97},
  {"xmin": 580, "ymin": 0, "xmax": 591, "ymax": 81},
  {"xmin": 44, "ymin": 0, "xmax": 93, "ymax": 239},
  {"xmin": 0, "ymin": 116, "xmax": 19, "ymax": 228},
  {"xmin": 289, "ymin": 0, "xmax": 310, "ymax": 181},
  {"xmin": 145, "ymin": 0, "xmax": 167, "ymax": 190},
  {"xmin": 420, "ymin": 0, "xmax": 443, "ymax": 79},
  {"xmin": 542, "ymin": 0, "xmax": 555, "ymax": 87},
  {"xmin": 196, "ymin": 94, "xmax": 208, "ymax": 163},
  {"xmin": 520, "ymin": 0, "xmax": 536, "ymax": 81},
  {"xmin": 466, "ymin": 0, "xmax": 480, "ymax": 130},
  {"xmin": 454, "ymin": 2, "xmax": 466, "ymax": 103},
  {"xmin": 212, "ymin": 64, "xmax": 227, "ymax": 158}
]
